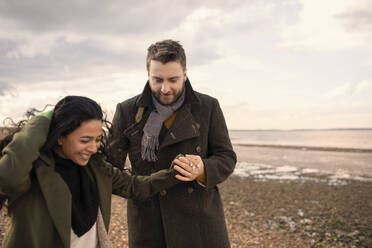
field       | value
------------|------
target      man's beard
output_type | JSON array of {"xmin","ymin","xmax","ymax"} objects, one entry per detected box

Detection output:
[{"xmin": 152, "ymin": 81, "xmax": 185, "ymax": 105}]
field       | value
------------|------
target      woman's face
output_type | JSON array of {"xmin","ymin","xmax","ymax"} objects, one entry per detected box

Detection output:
[{"xmin": 56, "ymin": 119, "xmax": 103, "ymax": 166}]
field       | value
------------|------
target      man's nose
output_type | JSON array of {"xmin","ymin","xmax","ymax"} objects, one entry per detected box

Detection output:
[{"xmin": 161, "ymin": 82, "xmax": 170, "ymax": 93}]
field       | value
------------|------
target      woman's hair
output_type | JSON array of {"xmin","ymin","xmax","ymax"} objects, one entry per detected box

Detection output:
[
  {"xmin": 42, "ymin": 95, "xmax": 110, "ymax": 153},
  {"xmin": 0, "ymin": 95, "xmax": 111, "ymax": 210}
]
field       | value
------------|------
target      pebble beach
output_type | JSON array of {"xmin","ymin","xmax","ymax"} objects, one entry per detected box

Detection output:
[{"xmin": 1, "ymin": 145, "xmax": 372, "ymax": 247}]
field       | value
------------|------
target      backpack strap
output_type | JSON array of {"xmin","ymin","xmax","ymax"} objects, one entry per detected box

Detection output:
[{"xmin": 135, "ymin": 106, "xmax": 145, "ymax": 123}]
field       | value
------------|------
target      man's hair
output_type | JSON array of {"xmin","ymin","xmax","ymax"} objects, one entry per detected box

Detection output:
[{"xmin": 146, "ymin": 39, "xmax": 186, "ymax": 71}]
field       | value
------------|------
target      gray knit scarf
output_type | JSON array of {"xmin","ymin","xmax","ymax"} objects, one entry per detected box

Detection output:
[{"xmin": 141, "ymin": 88, "xmax": 186, "ymax": 161}]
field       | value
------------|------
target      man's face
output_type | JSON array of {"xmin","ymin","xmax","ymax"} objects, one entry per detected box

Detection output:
[{"xmin": 148, "ymin": 60, "xmax": 187, "ymax": 105}]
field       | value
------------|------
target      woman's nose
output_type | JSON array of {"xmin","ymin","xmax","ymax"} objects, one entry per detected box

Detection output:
[{"xmin": 87, "ymin": 142, "xmax": 98, "ymax": 153}]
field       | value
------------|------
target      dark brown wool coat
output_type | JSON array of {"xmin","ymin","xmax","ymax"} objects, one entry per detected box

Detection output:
[
  {"xmin": 108, "ymin": 79, "xmax": 237, "ymax": 248},
  {"xmin": 0, "ymin": 116, "xmax": 178, "ymax": 248}
]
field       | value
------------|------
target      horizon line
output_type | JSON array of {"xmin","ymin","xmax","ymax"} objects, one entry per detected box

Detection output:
[{"xmin": 229, "ymin": 127, "xmax": 372, "ymax": 131}]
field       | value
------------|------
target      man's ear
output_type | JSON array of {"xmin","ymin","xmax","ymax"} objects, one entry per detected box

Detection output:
[{"xmin": 183, "ymin": 70, "xmax": 187, "ymax": 81}]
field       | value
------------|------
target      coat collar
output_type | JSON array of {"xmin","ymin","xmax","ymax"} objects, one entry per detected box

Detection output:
[
  {"xmin": 88, "ymin": 158, "xmax": 111, "ymax": 230},
  {"xmin": 127, "ymin": 78, "xmax": 201, "ymax": 150},
  {"xmin": 159, "ymin": 103, "xmax": 200, "ymax": 149},
  {"xmin": 135, "ymin": 78, "xmax": 200, "ymax": 108},
  {"xmin": 35, "ymin": 152, "xmax": 111, "ymax": 247}
]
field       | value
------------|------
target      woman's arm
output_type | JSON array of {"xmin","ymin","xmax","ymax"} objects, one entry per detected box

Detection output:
[
  {"xmin": 111, "ymin": 167, "xmax": 179, "ymax": 200},
  {"xmin": 110, "ymin": 155, "xmax": 188, "ymax": 200},
  {"xmin": 0, "ymin": 114, "xmax": 51, "ymax": 198}
]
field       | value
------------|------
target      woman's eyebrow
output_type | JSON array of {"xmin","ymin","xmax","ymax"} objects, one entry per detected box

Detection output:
[
  {"xmin": 80, "ymin": 134, "xmax": 103, "ymax": 139},
  {"xmin": 80, "ymin": 136, "xmax": 94, "ymax": 139}
]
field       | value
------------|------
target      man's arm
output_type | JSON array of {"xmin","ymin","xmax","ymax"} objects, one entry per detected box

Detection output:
[
  {"xmin": 172, "ymin": 98, "xmax": 236, "ymax": 188},
  {"xmin": 200, "ymin": 98, "xmax": 236, "ymax": 188},
  {"xmin": 106, "ymin": 103, "xmax": 129, "ymax": 170}
]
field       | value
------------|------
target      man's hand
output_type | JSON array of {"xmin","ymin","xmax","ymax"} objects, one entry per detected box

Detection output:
[{"xmin": 173, "ymin": 154, "xmax": 205, "ymax": 182}]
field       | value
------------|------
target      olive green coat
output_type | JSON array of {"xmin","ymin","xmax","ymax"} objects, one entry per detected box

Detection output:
[
  {"xmin": 108, "ymin": 79, "xmax": 237, "ymax": 248},
  {"xmin": 0, "ymin": 116, "xmax": 178, "ymax": 248}
]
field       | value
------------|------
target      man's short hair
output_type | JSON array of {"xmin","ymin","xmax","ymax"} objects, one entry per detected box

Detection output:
[{"xmin": 146, "ymin": 39, "xmax": 186, "ymax": 71}]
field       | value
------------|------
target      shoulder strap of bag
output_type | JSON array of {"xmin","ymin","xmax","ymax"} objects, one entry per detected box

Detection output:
[{"xmin": 135, "ymin": 106, "xmax": 145, "ymax": 123}]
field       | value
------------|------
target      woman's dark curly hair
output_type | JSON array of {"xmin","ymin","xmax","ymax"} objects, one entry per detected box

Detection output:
[
  {"xmin": 0, "ymin": 96, "xmax": 111, "ymax": 210},
  {"xmin": 42, "ymin": 95, "xmax": 111, "ymax": 154}
]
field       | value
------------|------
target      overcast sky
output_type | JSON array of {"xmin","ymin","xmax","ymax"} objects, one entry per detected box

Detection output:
[{"xmin": 0, "ymin": 0, "xmax": 371, "ymax": 129}]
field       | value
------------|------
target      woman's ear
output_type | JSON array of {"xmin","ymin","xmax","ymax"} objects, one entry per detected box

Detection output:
[{"xmin": 57, "ymin": 137, "xmax": 63, "ymax": 146}]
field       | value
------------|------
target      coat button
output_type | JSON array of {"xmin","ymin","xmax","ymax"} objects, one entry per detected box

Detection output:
[
  {"xmin": 196, "ymin": 146, "xmax": 201, "ymax": 153},
  {"xmin": 187, "ymin": 187, "xmax": 194, "ymax": 193},
  {"xmin": 160, "ymin": 190, "xmax": 167, "ymax": 196}
]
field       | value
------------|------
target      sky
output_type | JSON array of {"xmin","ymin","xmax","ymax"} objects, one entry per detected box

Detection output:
[{"xmin": 0, "ymin": 0, "xmax": 371, "ymax": 130}]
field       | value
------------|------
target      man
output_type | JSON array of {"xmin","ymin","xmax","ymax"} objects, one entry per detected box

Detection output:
[{"xmin": 107, "ymin": 39, "xmax": 236, "ymax": 248}]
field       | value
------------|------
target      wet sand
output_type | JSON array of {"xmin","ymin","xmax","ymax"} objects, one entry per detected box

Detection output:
[{"xmin": 233, "ymin": 145, "xmax": 372, "ymax": 178}]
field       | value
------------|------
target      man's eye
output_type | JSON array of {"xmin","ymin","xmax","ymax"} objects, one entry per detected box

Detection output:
[
  {"xmin": 80, "ymin": 140, "xmax": 89, "ymax": 144},
  {"xmin": 156, "ymin": 79, "xmax": 162, "ymax": 83},
  {"xmin": 170, "ymin": 79, "xmax": 177, "ymax": 83}
]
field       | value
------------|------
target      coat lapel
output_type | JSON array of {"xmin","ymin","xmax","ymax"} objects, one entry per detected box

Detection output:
[
  {"xmin": 160, "ymin": 104, "xmax": 200, "ymax": 149},
  {"xmin": 133, "ymin": 79, "xmax": 201, "ymax": 150},
  {"xmin": 35, "ymin": 153, "xmax": 71, "ymax": 248},
  {"xmin": 123, "ymin": 108, "xmax": 151, "ymax": 139},
  {"xmin": 88, "ymin": 162, "xmax": 111, "ymax": 230}
]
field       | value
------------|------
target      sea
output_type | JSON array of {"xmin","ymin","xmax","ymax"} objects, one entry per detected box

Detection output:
[
  {"xmin": 229, "ymin": 129, "xmax": 372, "ymax": 150},
  {"xmin": 228, "ymin": 129, "xmax": 372, "ymax": 184}
]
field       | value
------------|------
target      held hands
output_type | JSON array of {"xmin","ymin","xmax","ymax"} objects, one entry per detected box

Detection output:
[{"xmin": 173, "ymin": 154, "xmax": 205, "ymax": 182}]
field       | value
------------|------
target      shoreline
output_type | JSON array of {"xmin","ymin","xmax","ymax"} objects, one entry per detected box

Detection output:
[
  {"xmin": 233, "ymin": 145, "xmax": 372, "ymax": 178},
  {"xmin": 234, "ymin": 143, "xmax": 372, "ymax": 153}
]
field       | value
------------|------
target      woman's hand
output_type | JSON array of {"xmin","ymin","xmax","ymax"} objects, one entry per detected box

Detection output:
[
  {"xmin": 39, "ymin": 111, "xmax": 53, "ymax": 120},
  {"xmin": 173, "ymin": 155, "xmax": 205, "ymax": 182}
]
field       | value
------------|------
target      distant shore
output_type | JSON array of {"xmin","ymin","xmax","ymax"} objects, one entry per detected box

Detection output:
[
  {"xmin": 230, "ymin": 128, "xmax": 372, "ymax": 131},
  {"xmin": 234, "ymin": 143, "xmax": 372, "ymax": 153}
]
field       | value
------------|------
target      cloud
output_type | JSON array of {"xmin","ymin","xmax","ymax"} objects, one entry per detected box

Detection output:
[
  {"xmin": 336, "ymin": 6, "xmax": 372, "ymax": 33},
  {"xmin": 0, "ymin": 0, "xmax": 247, "ymax": 46},
  {"xmin": 323, "ymin": 83, "xmax": 355, "ymax": 98},
  {"xmin": 0, "ymin": 70, "xmax": 146, "ymax": 122},
  {"xmin": 0, "ymin": 1, "xmax": 371, "ymax": 129},
  {"xmin": 0, "ymin": 1, "xmax": 276, "ymax": 86},
  {"xmin": 278, "ymin": 0, "xmax": 372, "ymax": 51},
  {"xmin": 0, "ymin": 82, "xmax": 13, "ymax": 96},
  {"xmin": 0, "ymin": 1, "xmax": 187, "ymax": 59},
  {"xmin": 323, "ymin": 80, "xmax": 372, "ymax": 99},
  {"xmin": 355, "ymin": 80, "xmax": 372, "ymax": 94}
]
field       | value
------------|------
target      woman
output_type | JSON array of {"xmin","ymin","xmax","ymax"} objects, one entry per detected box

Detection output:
[{"xmin": 0, "ymin": 96, "xmax": 194, "ymax": 248}]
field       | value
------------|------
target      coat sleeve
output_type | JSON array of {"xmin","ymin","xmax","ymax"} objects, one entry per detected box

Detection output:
[
  {"xmin": 0, "ymin": 116, "xmax": 50, "ymax": 197},
  {"xmin": 202, "ymin": 99, "xmax": 237, "ymax": 189},
  {"xmin": 109, "ymin": 163, "xmax": 179, "ymax": 201},
  {"xmin": 106, "ymin": 103, "xmax": 130, "ymax": 170}
]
